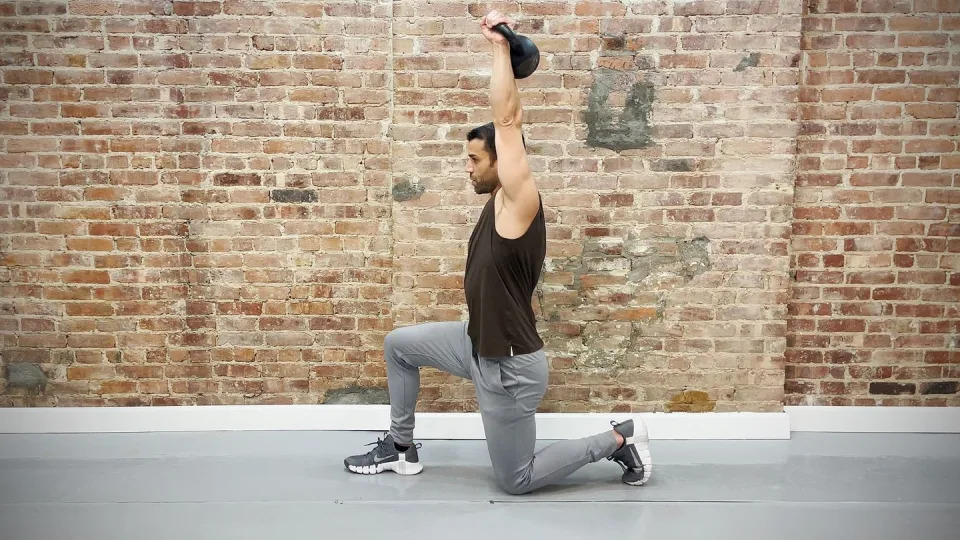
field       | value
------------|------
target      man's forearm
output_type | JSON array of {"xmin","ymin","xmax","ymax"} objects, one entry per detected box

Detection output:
[{"xmin": 491, "ymin": 43, "xmax": 521, "ymax": 126}]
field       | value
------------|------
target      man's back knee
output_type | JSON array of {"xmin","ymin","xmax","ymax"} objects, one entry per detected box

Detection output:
[{"xmin": 499, "ymin": 474, "xmax": 532, "ymax": 495}]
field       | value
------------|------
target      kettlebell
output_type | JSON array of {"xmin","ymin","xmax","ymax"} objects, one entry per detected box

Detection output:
[{"xmin": 493, "ymin": 23, "xmax": 540, "ymax": 79}]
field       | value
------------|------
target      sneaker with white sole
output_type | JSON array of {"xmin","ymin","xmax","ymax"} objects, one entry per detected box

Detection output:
[
  {"xmin": 607, "ymin": 418, "xmax": 652, "ymax": 486},
  {"xmin": 344, "ymin": 433, "xmax": 423, "ymax": 476}
]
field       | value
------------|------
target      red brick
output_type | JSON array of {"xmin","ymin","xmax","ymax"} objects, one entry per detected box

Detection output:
[
  {"xmin": 856, "ymin": 70, "xmax": 906, "ymax": 84},
  {"xmin": 877, "ymin": 222, "xmax": 926, "ymax": 235},
  {"xmin": 67, "ymin": 334, "xmax": 117, "ymax": 349},
  {"xmin": 847, "ymin": 207, "xmax": 894, "ymax": 220},
  {"xmin": 899, "ymin": 271, "xmax": 947, "ymax": 284},
  {"xmin": 67, "ymin": 237, "xmax": 114, "ymax": 251},
  {"xmin": 822, "ymin": 222, "xmax": 873, "ymax": 235},
  {"xmin": 61, "ymin": 104, "xmax": 108, "ymax": 118},
  {"xmin": 823, "ymin": 255, "xmax": 845, "ymax": 267},
  {"xmin": 795, "ymin": 271, "xmax": 845, "ymax": 284},
  {"xmin": 861, "ymin": 0, "xmax": 913, "ymax": 12},
  {"xmin": 914, "ymin": 0, "xmax": 960, "ymax": 11},
  {"xmin": 906, "ymin": 104, "xmax": 958, "ymax": 119},
  {"xmin": 795, "ymin": 207, "xmax": 841, "ymax": 220},
  {"xmin": 875, "ymin": 87, "xmax": 925, "ymax": 102},
  {"xmin": 889, "ymin": 16, "xmax": 940, "ymax": 31},
  {"xmin": 898, "ymin": 206, "xmax": 947, "ymax": 220},
  {"xmin": 928, "ymin": 88, "xmax": 960, "ymax": 102},
  {"xmin": 666, "ymin": 209, "xmax": 715, "ymax": 222},
  {"xmin": 173, "ymin": 1, "xmax": 222, "ymax": 16},
  {"xmin": 64, "ymin": 302, "xmax": 115, "ymax": 316},
  {"xmin": 850, "ymin": 173, "xmax": 899, "ymax": 187},
  {"xmin": 899, "ymin": 33, "xmax": 948, "ymax": 48},
  {"xmin": 929, "ymin": 223, "xmax": 960, "ymax": 236},
  {"xmin": 599, "ymin": 194, "xmax": 633, "ymax": 207},
  {"xmin": 574, "ymin": 1, "xmax": 627, "ymax": 15},
  {"xmin": 797, "ymin": 174, "xmax": 842, "ymax": 187},
  {"xmin": 610, "ymin": 308, "xmax": 658, "ymax": 321},
  {"xmin": 846, "ymin": 34, "xmax": 896, "ymax": 49},
  {"xmin": 909, "ymin": 71, "xmax": 960, "ymax": 85},
  {"xmin": 869, "ymin": 382, "xmax": 915, "ymax": 395},
  {"xmin": 852, "ymin": 139, "xmax": 901, "ymax": 153},
  {"xmin": 820, "ymin": 381, "xmax": 848, "ymax": 395},
  {"xmin": 67, "ymin": 365, "xmax": 117, "ymax": 380},
  {"xmin": 873, "ymin": 287, "xmax": 920, "ymax": 300},
  {"xmin": 63, "ymin": 270, "xmax": 111, "ymax": 284},
  {"xmin": 902, "ymin": 172, "xmax": 952, "ymax": 187}
]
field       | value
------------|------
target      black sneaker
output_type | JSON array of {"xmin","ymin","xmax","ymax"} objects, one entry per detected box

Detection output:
[
  {"xmin": 607, "ymin": 418, "xmax": 652, "ymax": 486},
  {"xmin": 344, "ymin": 433, "xmax": 423, "ymax": 476}
]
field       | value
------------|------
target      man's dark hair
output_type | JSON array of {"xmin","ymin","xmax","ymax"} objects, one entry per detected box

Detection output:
[{"xmin": 467, "ymin": 122, "xmax": 526, "ymax": 162}]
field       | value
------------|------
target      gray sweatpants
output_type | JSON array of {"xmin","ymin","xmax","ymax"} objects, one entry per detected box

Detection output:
[{"xmin": 385, "ymin": 320, "xmax": 619, "ymax": 495}]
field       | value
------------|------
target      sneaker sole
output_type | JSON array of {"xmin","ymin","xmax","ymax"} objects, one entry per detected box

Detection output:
[
  {"xmin": 622, "ymin": 446, "xmax": 652, "ymax": 485},
  {"xmin": 625, "ymin": 425, "xmax": 653, "ymax": 486},
  {"xmin": 346, "ymin": 459, "xmax": 423, "ymax": 476}
]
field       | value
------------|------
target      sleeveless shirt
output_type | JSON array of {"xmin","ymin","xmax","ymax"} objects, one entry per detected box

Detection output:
[{"xmin": 464, "ymin": 192, "xmax": 546, "ymax": 358}]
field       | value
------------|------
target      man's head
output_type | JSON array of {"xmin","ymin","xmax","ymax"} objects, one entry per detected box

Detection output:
[
  {"xmin": 466, "ymin": 123, "xmax": 499, "ymax": 195},
  {"xmin": 465, "ymin": 122, "xmax": 526, "ymax": 195}
]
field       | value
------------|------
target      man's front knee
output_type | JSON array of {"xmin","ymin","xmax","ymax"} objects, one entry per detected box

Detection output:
[{"xmin": 383, "ymin": 328, "xmax": 406, "ymax": 356}]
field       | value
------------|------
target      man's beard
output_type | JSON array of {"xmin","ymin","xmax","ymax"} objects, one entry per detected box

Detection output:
[{"xmin": 472, "ymin": 177, "xmax": 496, "ymax": 194}]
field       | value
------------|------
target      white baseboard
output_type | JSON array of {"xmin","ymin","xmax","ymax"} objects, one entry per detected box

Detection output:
[
  {"xmin": 1, "ymin": 405, "xmax": 956, "ymax": 439},
  {"xmin": 0, "ymin": 405, "xmax": 789, "ymax": 440},
  {"xmin": 414, "ymin": 411, "xmax": 789, "ymax": 440},
  {"xmin": 786, "ymin": 406, "xmax": 960, "ymax": 433}
]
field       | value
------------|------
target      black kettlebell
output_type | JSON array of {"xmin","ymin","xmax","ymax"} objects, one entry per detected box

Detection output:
[{"xmin": 493, "ymin": 23, "xmax": 540, "ymax": 79}]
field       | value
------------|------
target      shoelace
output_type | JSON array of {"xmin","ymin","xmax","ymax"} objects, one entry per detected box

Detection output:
[
  {"xmin": 364, "ymin": 433, "xmax": 422, "ymax": 456},
  {"xmin": 363, "ymin": 435, "xmax": 388, "ymax": 453}
]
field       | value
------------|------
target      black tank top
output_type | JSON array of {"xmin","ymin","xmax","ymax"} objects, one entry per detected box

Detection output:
[{"xmin": 464, "ymin": 192, "xmax": 546, "ymax": 358}]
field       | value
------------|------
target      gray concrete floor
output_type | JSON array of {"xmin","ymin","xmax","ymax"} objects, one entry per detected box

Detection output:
[{"xmin": 1, "ymin": 431, "xmax": 958, "ymax": 539}]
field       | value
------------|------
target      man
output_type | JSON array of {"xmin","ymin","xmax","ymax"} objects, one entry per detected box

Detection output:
[{"xmin": 344, "ymin": 11, "xmax": 652, "ymax": 495}]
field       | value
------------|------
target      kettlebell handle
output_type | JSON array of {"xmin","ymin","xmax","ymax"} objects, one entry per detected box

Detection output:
[{"xmin": 492, "ymin": 23, "xmax": 517, "ymax": 42}]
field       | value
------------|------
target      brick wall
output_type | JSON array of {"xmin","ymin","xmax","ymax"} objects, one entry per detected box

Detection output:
[
  {"xmin": 0, "ymin": 0, "xmax": 953, "ymax": 411},
  {"xmin": 789, "ymin": 0, "xmax": 959, "ymax": 406}
]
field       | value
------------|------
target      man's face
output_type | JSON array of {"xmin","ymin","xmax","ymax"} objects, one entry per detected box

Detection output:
[{"xmin": 466, "ymin": 138, "xmax": 499, "ymax": 195}]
